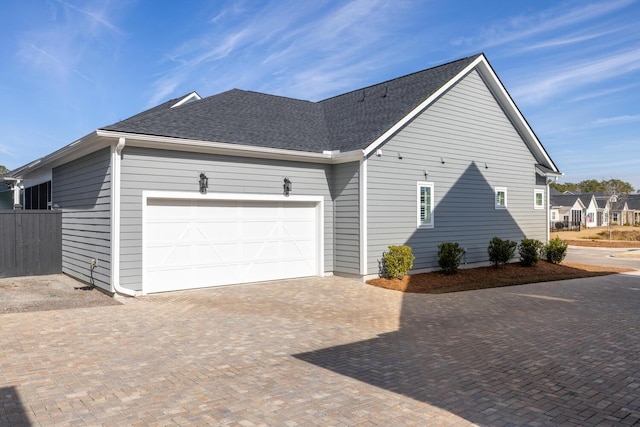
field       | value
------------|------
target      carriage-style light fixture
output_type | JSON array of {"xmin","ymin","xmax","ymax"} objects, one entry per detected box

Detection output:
[
  {"xmin": 199, "ymin": 173, "xmax": 208, "ymax": 194},
  {"xmin": 283, "ymin": 177, "xmax": 292, "ymax": 197}
]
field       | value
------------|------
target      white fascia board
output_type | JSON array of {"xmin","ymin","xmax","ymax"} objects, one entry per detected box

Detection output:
[
  {"xmin": 171, "ymin": 91, "xmax": 202, "ymax": 108},
  {"xmin": 535, "ymin": 164, "xmax": 563, "ymax": 178},
  {"xmin": 96, "ymin": 130, "xmax": 363, "ymax": 164},
  {"xmin": 362, "ymin": 56, "xmax": 484, "ymax": 158},
  {"xmin": 9, "ymin": 132, "xmax": 107, "ymax": 178},
  {"xmin": 475, "ymin": 58, "xmax": 561, "ymax": 174}
]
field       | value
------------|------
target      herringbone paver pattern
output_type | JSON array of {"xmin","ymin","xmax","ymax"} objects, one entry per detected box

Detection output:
[{"xmin": 2, "ymin": 273, "xmax": 640, "ymax": 426}]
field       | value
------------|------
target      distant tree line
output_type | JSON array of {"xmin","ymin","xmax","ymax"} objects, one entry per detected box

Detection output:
[{"xmin": 550, "ymin": 179, "xmax": 634, "ymax": 194}]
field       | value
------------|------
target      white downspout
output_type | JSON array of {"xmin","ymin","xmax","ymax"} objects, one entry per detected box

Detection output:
[
  {"xmin": 111, "ymin": 137, "xmax": 136, "ymax": 296},
  {"xmin": 11, "ymin": 179, "xmax": 22, "ymax": 209},
  {"xmin": 546, "ymin": 177, "xmax": 557, "ymax": 243},
  {"xmin": 359, "ymin": 156, "xmax": 368, "ymax": 276}
]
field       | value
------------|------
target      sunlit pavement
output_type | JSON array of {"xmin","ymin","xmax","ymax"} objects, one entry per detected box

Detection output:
[{"xmin": 2, "ymin": 273, "xmax": 640, "ymax": 426}]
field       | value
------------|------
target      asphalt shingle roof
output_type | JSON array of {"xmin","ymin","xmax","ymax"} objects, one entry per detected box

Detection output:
[{"xmin": 101, "ymin": 54, "xmax": 481, "ymax": 153}]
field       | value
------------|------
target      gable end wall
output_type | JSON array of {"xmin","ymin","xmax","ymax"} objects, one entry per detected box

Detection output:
[{"xmin": 367, "ymin": 69, "xmax": 548, "ymax": 273}]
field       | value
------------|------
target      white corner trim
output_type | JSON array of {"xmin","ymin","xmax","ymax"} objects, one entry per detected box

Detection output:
[{"xmin": 359, "ymin": 158, "xmax": 368, "ymax": 275}]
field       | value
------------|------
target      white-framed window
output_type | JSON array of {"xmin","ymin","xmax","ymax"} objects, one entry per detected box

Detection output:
[
  {"xmin": 417, "ymin": 181, "xmax": 434, "ymax": 228},
  {"xmin": 534, "ymin": 189, "xmax": 544, "ymax": 209},
  {"xmin": 495, "ymin": 187, "xmax": 507, "ymax": 209}
]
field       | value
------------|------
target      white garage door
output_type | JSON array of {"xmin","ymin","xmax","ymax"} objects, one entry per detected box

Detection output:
[{"xmin": 144, "ymin": 197, "xmax": 320, "ymax": 293}]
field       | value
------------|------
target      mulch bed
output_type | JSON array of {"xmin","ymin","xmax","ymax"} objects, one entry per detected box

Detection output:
[{"xmin": 367, "ymin": 261, "xmax": 633, "ymax": 294}]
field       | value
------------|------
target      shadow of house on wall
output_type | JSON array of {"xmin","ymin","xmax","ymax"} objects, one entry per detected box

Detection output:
[
  {"xmin": 294, "ymin": 163, "xmax": 640, "ymax": 425},
  {"xmin": 1, "ymin": 386, "xmax": 31, "ymax": 426},
  {"xmin": 404, "ymin": 161, "xmax": 526, "ymax": 270}
]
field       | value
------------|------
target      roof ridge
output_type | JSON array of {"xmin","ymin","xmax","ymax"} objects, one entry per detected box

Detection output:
[{"xmin": 319, "ymin": 53, "xmax": 483, "ymax": 103}]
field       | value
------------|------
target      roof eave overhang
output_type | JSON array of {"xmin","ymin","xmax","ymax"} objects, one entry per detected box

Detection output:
[
  {"xmin": 535, "ymin": 164, "xmax": 563, "ymax": 179},
  {"xmin": 96, "ymin": 130, "xmax": 363, "ymax": 164},
  {"xmin": 7, "ymin": 132, "xmax": 107, "ymax": 179}
]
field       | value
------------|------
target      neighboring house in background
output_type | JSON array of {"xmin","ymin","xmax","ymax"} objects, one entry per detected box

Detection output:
[
  {"xmin": 5, "ymin": 53, "xmax": 561, "ymax": 295},
  {"xmin": 579, "ymin": 194, "xmax": 599, "ymax": 228},
  {"xmin": 549, "ymin": 194, "xmax": 586, "ymax": 230},
  {"xmin": 626, "ymin": 195, "xmax": 640, "ymax": 225},
  {"xmin": 550, "ymin": 192, "xmax": 640, "ymax": 228}
]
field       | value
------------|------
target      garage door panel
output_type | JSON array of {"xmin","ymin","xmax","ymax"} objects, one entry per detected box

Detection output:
[
  {"xmin": 144, "ymin": 197, "xmax": 320, "ymax": 293},
  {"xmin": 194, "ymin": 223, "xmax": 239, "ymax": 241},
  {"xmin": 283, "ymin": 222, "xmax": 315, "ymax": 238}
]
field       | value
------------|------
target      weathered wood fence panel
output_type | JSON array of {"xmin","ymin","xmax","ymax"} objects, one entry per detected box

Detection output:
[{"xmin": 0, "ymin": 211, "xmax": 62, "ymax": 277}]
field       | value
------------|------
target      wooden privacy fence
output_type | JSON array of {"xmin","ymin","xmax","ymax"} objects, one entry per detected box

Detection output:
[{"xmin": 0, "ymin": 210, "xmax": 62, "ymax": 278}]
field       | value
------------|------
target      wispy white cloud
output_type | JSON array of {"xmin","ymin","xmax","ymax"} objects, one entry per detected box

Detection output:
[
  {"xmin": 25, "ymin": 43, "xmax": 94, "ymax": 84},
  {"xmin": 17, "ymin": 0, "xmax": 123, "ymax": 84},
  {"xmin": 511, "ymin": 47, "xmax": 640, "ymax": 104},
  {"xmin": 147, "ymin": 0, "xmax": 415, "ymax": 104},
  {"xmin": 568, "ymin": 83, "xmax": 638, "ymax": 102},
  {"xmin": 56, "ymin": 0, "xmax": 123, "ymax": 34},
  {"xmin": 595, "ymin": 114, "xmax": 640, "ymax": 125},
  {"xmin": 454, "ymin": 0, "xmax": 635, "ymax": 50}
]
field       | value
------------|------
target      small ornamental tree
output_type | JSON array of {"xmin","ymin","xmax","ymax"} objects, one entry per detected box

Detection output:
[{"xmin": 382, "ymin": 245, "xmax": 415, "ymax": 279}]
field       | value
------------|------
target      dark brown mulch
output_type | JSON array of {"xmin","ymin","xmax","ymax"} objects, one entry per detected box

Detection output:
[{"xmin": 367, "ymin": 261, "xmax": 634, "ymax": 294}]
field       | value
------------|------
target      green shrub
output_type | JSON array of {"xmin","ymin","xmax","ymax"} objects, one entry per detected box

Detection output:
[
  {"xmin": 487, "ymin": 237, "xmax": 517, "ymax": 267},
  {"xmin": 519, "ymin": 238, "xmax": 543, "ymax": 267},
  {"xmin": 383, "ymin": 245, "xmax": 415, "ymax": 279},
  {"xmin": 437, "ymin": 242, "xmax": 465, "ymax": 275},
  {"xmin": 544, "ymin": 237, "xmax": 568, "ymax": 264}
]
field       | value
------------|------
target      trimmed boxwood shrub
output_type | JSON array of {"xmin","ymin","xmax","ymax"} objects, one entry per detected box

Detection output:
[
  {"xmin": 437, "ymin": 242, "xmax": 465, "ymax": 275},
  {"xmin": 488, "ymin": 237, "xmax": 517, "ymax": 267},
  {"xmin": 519, "ymin": 238, "xmax": 543, "ymax": 267},
  {"xmin": 383, "ymin": 245, "xmax": 415, "ymax": 279},
  {"xmin": 544, "ymin": 237, "xmax": 568, "ymax": 264}
]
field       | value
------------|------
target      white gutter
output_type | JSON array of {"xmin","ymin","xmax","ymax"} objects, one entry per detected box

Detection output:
[
  {"xmin": 110, "ymin": 137, "xmax": 136, "ymax": 297},
  {"xmin": 96, "ymin": 129, "xmax": 363, "ymax": 164}
]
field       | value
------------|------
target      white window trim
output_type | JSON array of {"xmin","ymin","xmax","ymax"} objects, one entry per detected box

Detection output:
[
  {"xmin": 495, "ymin": 187, "xmax": 507, "ymax": 209},
  {"xmin": 417, "ymin": 181, "xmax": 434, "ymax": 229},
  {"xmin": 534, "ymin": 189, "xmax": 544, "ymax": 210}
]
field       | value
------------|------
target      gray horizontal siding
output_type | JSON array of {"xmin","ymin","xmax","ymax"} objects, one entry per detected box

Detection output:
[
  {"xmin": 367, "ymin": 69, "xmax": 547, "ymax": 273},
  {"xmin": 52, "ymin": 147, "xmax": 112, "ymax": 290},
  {"xmin": 120, "ymin": 147, "xmax": 334, "ymax": 290},
  {"xmin": 332, "ymin": 162, "xmax": 360, "ymax": 274}
]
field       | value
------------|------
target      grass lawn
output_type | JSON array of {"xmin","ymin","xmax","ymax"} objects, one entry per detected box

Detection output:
[{"xmin": 367, "ymin": 261, "xmax": 634, "ymax": 294}]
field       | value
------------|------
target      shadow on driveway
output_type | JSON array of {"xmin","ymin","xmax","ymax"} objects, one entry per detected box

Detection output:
[
  {"xmin": 1, "ymin": 386, "xmax": 30, "ymax": 426},
  {"xmin": 296, "ymin": 274, "xmax": 640, "ymax": 426}
]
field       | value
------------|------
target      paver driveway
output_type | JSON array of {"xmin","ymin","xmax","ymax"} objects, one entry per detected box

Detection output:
[{"xmin": 2, "ymin": 273, "xmax": 640, "ymax": 426}]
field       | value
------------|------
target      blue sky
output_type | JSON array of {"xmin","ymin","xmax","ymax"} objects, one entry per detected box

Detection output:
[{"xmin": 1, "ymin": 0, "xmax": 639, "ymax": 189}]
